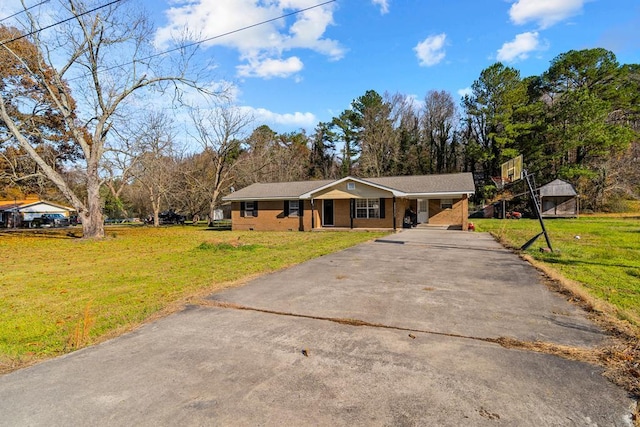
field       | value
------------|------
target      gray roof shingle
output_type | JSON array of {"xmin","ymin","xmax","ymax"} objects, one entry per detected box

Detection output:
[
  {"xmin": 366, "ymin": 173, "xmax": 475, "ymax": 194},
  {"xmin": 539, "ymin": 179, "xmax": 578, "ymax": 197},
  {"xmin": 224, "ymin": 179, "xmax": 334, "ymax": 200},
  {"xmin": 223, "ymin": 173, "xmax": 475, "ymax": 201}
]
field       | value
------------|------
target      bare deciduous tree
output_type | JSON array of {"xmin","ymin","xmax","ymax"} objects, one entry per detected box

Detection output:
[
  {"xmin": 421, "ymin": 90, "xmax": 458, "ymax": 173},
  {"xmin": 130, "ymin": 113, "xmax": 179, "ymax": 227},
  {"xmin": 348, "ymin": 90, "xmax": 397, "ymax": 178},
  {"xmin": 0, "ymin": 0, "xmax": 218, "ymax": 238},
  {"xmin": 188, "ymin": 103, "xmax": 252, "ymax": 224}
]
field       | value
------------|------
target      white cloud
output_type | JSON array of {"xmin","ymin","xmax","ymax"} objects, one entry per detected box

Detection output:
[
  {"xmin": 509, "ymin": 0, "xmax": 585, "ymax": 29},
  {"xmin": 237, "ymin": 56, "xmax": 304, "ymax": 79},
  {"xmin": 240, "ymin": 106, "xmax": 316, "ymax": 128},
  {"xmin": 497, "ymin": 31, "xmax": 541, "ymax": 62},
  {"xmin": 457, "ymin": 87, "xmax": 472, "ymax": 98},
  {"xmin": 154, "ymin": 0, "xmax": 343, "ymax": 79},
  {"xmin": 371, "ymin": 0, "xmax": 390, "ymax": 15},
  {"xmin": 414, "ymin": 33, "xmax": 447, "ymax": 67},
  {"xmin": 404, "ymin": 94, "xmax": 424, "ymax": 110}
]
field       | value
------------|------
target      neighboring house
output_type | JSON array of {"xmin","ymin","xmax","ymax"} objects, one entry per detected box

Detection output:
[
  {"xmin": 539, "ymin": 179, "xmax": 579, "ymax": 218},
  {"xmin": 222, "ymin": 173, "xmax": 476, "ymax": 231},
  {"xmin": 0, "ymin": 199, "xmax": 75, "ymax": 228}
]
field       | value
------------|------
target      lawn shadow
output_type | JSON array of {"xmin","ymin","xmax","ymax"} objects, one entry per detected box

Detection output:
[
  {"xmin": 0, "ymin": 229, "xmax": 83, "ymax": 239},
  {"xmin": 544, "ymin": 256, "xmax": 640, "ymax": 271}
]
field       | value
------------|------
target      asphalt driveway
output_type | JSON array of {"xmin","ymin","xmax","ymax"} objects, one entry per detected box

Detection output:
[{"xmin": 0, "ymin": 229, "xmax": 635, "ymax": 426}]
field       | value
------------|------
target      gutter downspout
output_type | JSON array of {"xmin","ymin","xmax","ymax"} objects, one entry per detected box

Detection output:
[
  {"xmin": 350, "ymin": 198, "xmax": 354, "ymax": 229},
  {"xmin": 393, "ymin": 196, "xmax": 396, "ymax": 231}
]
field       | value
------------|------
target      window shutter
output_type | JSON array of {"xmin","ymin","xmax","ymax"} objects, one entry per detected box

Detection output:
[
  {"xmin": 380, "ymin": 198, "xmax": 386, "ymax": 218},
  {"xmin": 284, "ymin": 200, "xmax": 290, "ymax": 217},
  {"xmin": 240, "ymin": 202, "xmax": 245, "ymax": 217},
  {"xmin": 253, "ymin": 201, "xmax": 258, "ymax": 217},
  {"xmin": 350, "ymin": 199, "xmax": 355, "ymax": 218},
  {"xmin": 299, "ymin": 200, "xmax": 304, "ymax": 217}
]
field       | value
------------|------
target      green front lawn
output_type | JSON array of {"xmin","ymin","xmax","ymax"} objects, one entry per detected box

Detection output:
[{"xmin": 0, "ymin": 227, "xmax": 388, "ymax": 371}]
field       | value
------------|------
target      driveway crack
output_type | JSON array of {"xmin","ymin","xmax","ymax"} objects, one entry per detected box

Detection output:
[
  {"xmin": 193, "ymin": 298, "xmax": 640, "ymax": 408},
  {"xmin": 196, "ymin": 299, "xmax": 595, "ymax": 360}
]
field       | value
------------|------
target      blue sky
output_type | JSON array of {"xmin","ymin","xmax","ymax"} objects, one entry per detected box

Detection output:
[{"xmin": 3, "ymin": 0, "xmax": 640, "ymax": 135}]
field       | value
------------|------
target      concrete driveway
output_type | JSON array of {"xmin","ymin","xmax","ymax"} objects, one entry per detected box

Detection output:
[{"xmin": 0, "ymin": 229, "xmax": 635, "ymax": 426}]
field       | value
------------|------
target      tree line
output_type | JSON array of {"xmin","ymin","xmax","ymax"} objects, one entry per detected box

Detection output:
[
  {"xmin": 96, "ymin": 48, "xmax": 640, "ymax": 219},
  {"xmin": 1, "ymin": 1, "xmax": 639, "ymax": 238}
]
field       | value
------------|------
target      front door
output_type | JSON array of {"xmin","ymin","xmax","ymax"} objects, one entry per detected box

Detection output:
[
  {"xmin": 417, "ymin": 199, "xmax": 428, "ymax": 224},
  {"xmin": 322, "ymin": 199, "xmax": 334, "ymax": 226}
]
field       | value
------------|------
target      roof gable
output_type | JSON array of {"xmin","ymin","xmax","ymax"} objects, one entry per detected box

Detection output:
[
  {"xmin": 18, "ymin": 201, "xmax": 75, "ymax": 213},
  {"xmin": 299, "ymin": 176, "xmax": 403, "ymax": 199},
  {"xmin": 0, "ymin": 200, "xmax": 75, "ymax": 213},
  {"xmin": 539, "ymin": 179, "xmax": 578, "ymax": 197}
]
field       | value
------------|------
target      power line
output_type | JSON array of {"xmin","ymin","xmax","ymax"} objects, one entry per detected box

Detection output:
[
  {"xmin": 155, "ymin": 0, "xmax": 337, "ymax": 59},
  {"xmin": 74, "ymin": 0, "xmax": 337, "ymax": 80},
  {"xmin": 0, "ymin": 0, "xmax": 338, "ymax": 83},
  {"xmin": 0, "ymin": 0, "xmax": 124, "ymax": 47},
  {"xmin": 0, "ymin": 0, "xmax": 51, "ymax": 23}
]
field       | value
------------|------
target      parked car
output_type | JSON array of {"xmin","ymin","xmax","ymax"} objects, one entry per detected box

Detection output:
[
  {"xmin": 38, "ymin": 213, "xmax": 70, "ymax": 227},
  {"xmin": 158, "ymin": 210, "xmax": 186, "ymax": 225}
]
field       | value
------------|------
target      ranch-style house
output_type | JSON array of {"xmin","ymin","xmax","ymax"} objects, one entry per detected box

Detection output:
[
  {"xmin": 222, "ymin": 173, "xmax": 476, "ymax": 231},
  {"xmin": 0, "ymin": 198, "xmax": 75, "ymax": 228}
]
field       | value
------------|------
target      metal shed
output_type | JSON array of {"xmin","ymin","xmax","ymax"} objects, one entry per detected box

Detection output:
[{"xmin": 539, "ymin": 179, "xmax": 578, "ymax": 217}]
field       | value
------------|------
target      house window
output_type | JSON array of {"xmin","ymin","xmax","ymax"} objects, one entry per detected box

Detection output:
[
  {"xmin": 245, "ymin": 201, "xmax": 255, "ymax": 217},
  {"xmin": 347, "ymin": 182, "xmax": 356, "ymax": 190},
  {"xmin": 356, "ymin": 198, "xmax": 380, "ymax": 219},
  {"xmin": 440, "ymin": 199, "xmax": 453, "ymax": 209},
  {"xmin": 288, "ymin": 200, "xmax": 299, "ymax": 217}
]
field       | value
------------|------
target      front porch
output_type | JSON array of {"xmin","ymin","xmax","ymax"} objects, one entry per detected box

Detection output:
[{"xmin": 309, "ymin": 196, "xmax": 469, "ymax": 231}]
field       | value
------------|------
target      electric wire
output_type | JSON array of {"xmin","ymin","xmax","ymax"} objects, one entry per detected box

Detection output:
[
  {"xmin": 0, "ymin": 0, "xmax": 336, "ymax": 83},
  {"xmin": 0, "ymin": 0, "xmax": 124, "ymax": 47},
  {"xmin": 66, "ymin": 0, "xmax": 337, "ymax": 81},
  {"xmin": 0, "ymin": 0, "xmax": 51, "ymax": 23},
  {"xmin": 151, "ymin": 0, "xmax": 337, "ymax": 59}
]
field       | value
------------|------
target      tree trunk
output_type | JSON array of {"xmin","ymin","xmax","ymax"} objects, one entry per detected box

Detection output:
[
  {"xmin": 151, "ymin": 191, "xmax": 161, "ymax": 227},
  {"xmin": 208, "ymin": 190, "xmax": 220, "ymax": 226},
  {"xmin": 82, "ymin": 174, "xmax": 105, "ymax": 238}
]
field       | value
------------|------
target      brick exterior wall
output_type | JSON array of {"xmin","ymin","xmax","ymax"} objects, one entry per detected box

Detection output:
[
  {"xmin": 231, "ymin": 195, "xmax": 468, "ymax": 231},
  {"xmin": 352, "ymin": 198, "xmax": 396, "ymax": 229},
  {"xmin": 428, "ymin": 196, "xmax": 468, "ymax": 229},
  {"xmin": 231, "ymin": 200, "xmax": 313, "ymax": 231}
]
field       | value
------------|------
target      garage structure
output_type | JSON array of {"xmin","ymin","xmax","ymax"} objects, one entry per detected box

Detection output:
[{"xmin": 223, "ymin": 173, "xmax": 475, "ymax": 231}]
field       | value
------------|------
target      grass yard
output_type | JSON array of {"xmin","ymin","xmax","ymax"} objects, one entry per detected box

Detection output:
[
  {"xmin": 0, "ymin": 226, "xmax": 389, "ymax": 372},
  {"xmin": 473, "ymin": 216, "xmax": 640, "ymax": 325}
]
